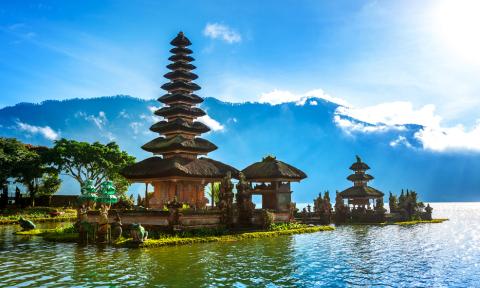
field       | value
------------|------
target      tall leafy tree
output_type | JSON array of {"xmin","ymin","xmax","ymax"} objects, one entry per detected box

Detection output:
[
  {"xmin": 16, "ymin": 145, "xmax": 61, "ymax": 206},
  {"xmin": 50, "ymin": 139, "xmax": 135, "ymax": 196},
  {"xmin": 0, "ymin": 138, "xmax": 34, "ymax": 186}
]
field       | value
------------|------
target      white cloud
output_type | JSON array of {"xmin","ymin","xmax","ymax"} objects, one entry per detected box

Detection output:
[
  {"xmin": 129, "ymin": 122, "xmax": 143, "ymax": 135},
  {"xmin": 414, "ymin": 122, "xmax": 480, "ymax": 152},
  {"xmin": 75, "ymin": 111, "xmax": 108, "ymax": 129},
  {"xmin": 334, "ymin": 115, "xmax": 406, "ymax": 134},
  {"xmin": 197, "ymin": 115, "xmax": 225, "ymax": 132},
  {"xmin": 258, "ymin": 89, "xmax": 350, "ymax": 106},
  {"xmin": 203, "ymin": 23, "xmax": 241, "ymax": 44},
  {"xmin": 16, "ymin": 121, "xmax": 60, "ymax": 140},
  {"xmin": 390, "ymin": 136, "xmax": 413, "ymax": 148},
  {"xmin": 333, "ymin": 99, "xmax": 480, "ymax": 152},
  {"xmin": 336, "ymin": 102, "xmax": 441, "ymax": 127}
]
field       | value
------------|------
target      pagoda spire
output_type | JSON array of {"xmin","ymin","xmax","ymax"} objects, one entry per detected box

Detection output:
[
  {"xmin": 142, "ymin": 32, "xmax": 217, "ymax": 159},
  {"xmin": 347, "ymin": 155, "xmax": 374, "ymax": 187}
]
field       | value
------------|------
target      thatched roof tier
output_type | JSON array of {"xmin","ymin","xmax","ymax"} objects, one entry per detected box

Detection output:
[
  {"xmin": 339, "ymin": 186, "xmax": 384, "ymax": 199},
  {"xmin": 170, "ymin": 47, "xmax": 192, "ymax": 55},
  {"xmin": 166, "ymin": 62, "xmax": 196, "ymax": 71},
  {"xmin": 121, "ymin": 156, "xmax": 239, "ymax": 181},
  {"xmin": 158, "ymin": 93, "xmax": 203, "ymax": 104},
  {"xmin": 350, "ymin": 155, "xmax": 370, "ymax": 171},
  {"xmin": 164, "ymin": 70, "xmax": 198, "ymax": 81},
  {"xmin": 170, "ymin": 32, "xmax": 192, "ymax": 47},
  {"xmin": 141, "ymin": 135, "xmax": 217, "ymax": 154},
  {"xmin": 242, "ymin": 155, "xmax": 307, "ymax": 182},
  {"xmin": 168, "ymin": 54, "xmax": 194, "ymax": 63},
  {"xmin": 150, "ymin": 119, "xmax": 210, "ymax": 134},
  {"xmin": 154, "ymin": 106, "xmax": 206, "ymax": 118},
  {"xmin": 161, "ymin": 81, "xmax": 201, "ymax": 92},
  {"xmin": 347, "ymin": 173, "xmax": 374, "ymax": 182}
]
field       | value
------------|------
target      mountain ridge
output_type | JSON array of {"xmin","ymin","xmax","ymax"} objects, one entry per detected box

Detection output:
[{"xmin": 1, "ymin": 95, "xmax": 479, "ymax": 202}]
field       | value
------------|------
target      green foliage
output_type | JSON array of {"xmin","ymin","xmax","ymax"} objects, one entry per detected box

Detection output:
[
  {"xmin": 395, "ymin": 219, "xmax": 448, "ymax": 225},
  {"xmin": 37, "ymin": 172, "xmax": 62, "ymax": 196},
  {"xmin": 205, "ymin": 182, "xmax": 220, "ymax": 206},
  {"xmin": 50, "ymin": 139, "xmax": 135, "ymax": 192},
  {"xmin": 0, "ymin": 138, "xmax": 62, "ymax": 205},
  {"xmin": 115, "ymin": 226, "xmax": 334, "ymax": 248},
  {"xmin": 261, "ymin": 209, "xmax": 274, "ymax": 229},
  {"xmin": 0, "ymin": 137, "xmax": 35, "ymax": 184},
  {"xmin": 0, "ymin": 207, "xmax": 76, "ymax": 224},
  {"xmin": 269, "ymin": 222, "xmax": 308, "ymax": 231}
]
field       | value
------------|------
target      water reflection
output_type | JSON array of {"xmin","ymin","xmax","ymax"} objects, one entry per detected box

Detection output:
[{"xmin": 0, "ymin": 203, "xmax": 479, "ymax": 287}]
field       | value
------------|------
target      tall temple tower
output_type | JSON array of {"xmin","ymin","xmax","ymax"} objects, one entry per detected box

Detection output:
[
  {"xmin": 122, "ymin": 32, "xmax": 238, "ymax": 208},
  {"xmin": 339, "ymin": 155, "xmax": 384, "ymax": 208}
]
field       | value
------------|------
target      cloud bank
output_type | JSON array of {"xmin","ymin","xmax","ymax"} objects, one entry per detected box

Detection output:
[
  {"xmin": 16, "ymin": 121, "xmax": 59, "ymax": 140},
  {"xmin": 203, "ymin": 23, "xmax": 241, "ymax": 44}
]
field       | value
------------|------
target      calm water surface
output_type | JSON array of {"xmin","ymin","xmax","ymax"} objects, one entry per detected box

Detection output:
[{"xmin": 0, "ymin": 203, "xmax": 479, "ymax": 287}]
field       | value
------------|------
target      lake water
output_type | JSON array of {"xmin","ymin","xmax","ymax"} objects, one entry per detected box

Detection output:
[{"xmin": 0, "ymin": 203, "xmax": 479, "ymax": 287}]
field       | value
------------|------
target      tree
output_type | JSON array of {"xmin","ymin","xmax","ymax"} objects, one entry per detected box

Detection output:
[
  {"xmin": 50, "ymin": 139, "xmax": 135, "ymax": 194},
  {"xmin": 16, "ymin": 145, "xmax": 61, "ymax": 206},
  {"xmin": 206, "ymin": 182, "xmax": 220, "ymax": 207},
  {"xmin": 0, "ymin": 138, "xmax": 34, "ymax": 186}
]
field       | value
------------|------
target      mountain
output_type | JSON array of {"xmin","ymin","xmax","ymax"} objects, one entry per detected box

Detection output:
[{"xmin": 1, "ymin": 95, "xmax": 479, "ymax": 202}]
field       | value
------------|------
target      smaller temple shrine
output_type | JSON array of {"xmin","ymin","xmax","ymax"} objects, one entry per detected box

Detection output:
[
  {"xmin": 339, "ymin": 155, "xmax": 384, "ymax": 209},
  {"xmin": 242, "ymin": 156, "xmax": 307, "ymax": 212}
]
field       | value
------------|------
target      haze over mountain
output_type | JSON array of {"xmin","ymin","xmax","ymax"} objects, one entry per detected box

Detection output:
[{"xmin": 1, "ymin": 95, "xmax": 479, "ymax": 203}]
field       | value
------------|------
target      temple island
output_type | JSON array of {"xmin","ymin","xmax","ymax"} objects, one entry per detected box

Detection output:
[
  {"xmin": 304, "ymin": 156, "xmax": 435, "ymax": 225},
  {"xmin": 11, "ymin": 32, "xmax": 443, "ymax": 246},
  {"xmin": 76, "ymin": 32, "xmax": 310, "ymax": 241}
]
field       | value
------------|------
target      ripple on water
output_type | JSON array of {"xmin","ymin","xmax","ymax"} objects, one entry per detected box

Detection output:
[{"xmin": 0, "ymin": 203, "xmax": 479, "ymax": 287}]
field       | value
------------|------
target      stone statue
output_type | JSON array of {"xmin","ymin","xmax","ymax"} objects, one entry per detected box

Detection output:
[
  {"xmin": 388, "ymin": 192, "xmax": 398, "ymax": 213},
  {"xmin": 334, "ymin": 191, "xmax": 347, "ymax": 224},
  {"xmin": 322, "ymin": 191, "xmax": 332, "ymax": 224},
  {"xmin": 425, "ymin": 204, "xmax": 433, "ymax": 220},
  {"xmin": 236, "ymin": 172, "xmax": 254, "ymax": 225},
  {"xmin": 313, "ymin": 192, "xmax": 322, "ymax": 214},
  {"xmin": 130, "ymin": 223, "xmax": 148, "ymax": 243},
  {"xmin": 167, "ymin": 196, "xmax": 183, "ymax": 230},
  {"xmin": 111, "ymin": 212, "xmax": 123, "ymax": 240},
  {"xmin": 97, "ymin": 204, "xmax": 110, "ymax": 243},
  {"xmin": 18, "ymin": 217, "xmax": 35, "ymax": 231},
  {"xmin": 288, "ymin": 202, "xmax": 297, "ymax": 222},
  {"xmin": 219, "ymin": 172, "xmax": 234, "ymax": 227}
]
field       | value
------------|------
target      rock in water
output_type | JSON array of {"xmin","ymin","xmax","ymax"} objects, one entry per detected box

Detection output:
[{"xmin": 18, "ymin": 218, "xmax": 36, "ymax": 230}]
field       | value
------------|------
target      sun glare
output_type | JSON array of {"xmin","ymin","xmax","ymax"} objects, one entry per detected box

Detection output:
[{"xmin": 432, "ymin": 0, "xmax": 480, "ymax": 64}]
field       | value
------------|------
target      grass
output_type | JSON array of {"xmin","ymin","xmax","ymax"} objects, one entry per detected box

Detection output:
[
  {"xmin": 394, "ymin": 219, "xmax": 448, "ymax": 226},
  {"xmin": 114, "ymin": 226, "xmax": 334, "ymax": 248},
  {"xmin": 0, "ymin": 207, "xmax": 76, "ymax": 225},
  {"xmin": 14, "ymin": 224, "xmax": 79, "ymax": 242}
]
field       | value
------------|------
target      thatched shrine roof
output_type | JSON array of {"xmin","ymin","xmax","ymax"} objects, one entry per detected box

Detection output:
[
  {"xmin": 170, "ymin": 47, "xmax": 192, "ymax": 55},
  {"xmin": 170, "ymin": 32, "xmax": 192, "ymax": 47},
  {"xmin": 166, "ymin": 62, "xmax": 196, "ymax": 71},
  {"xmin": 168, "ymin": 54, "xmax": 195, "ymax": 63},
  {"xmin": 161, "ymin": 81, "xmax": 201, "ymax": 92},
  {"xmin": 339, "ymin": 186, "xmax": 384, "ymax": 199},
  {"xmin": 158, "ymin": 93, "xmax": 203, "ymax": 104},
  {"xmin": 141, "ymin": 135, "xmax": 217, "ymax": 154},
  {"xmin": 350, "ymin": 155, "xmax": 370, "ymax": 171},
  {"xmin": 121, "ymin": 156, "xmax": 239, "ymax": 181},
  {"xmin": 154, "ymin": 106, "xmax": 206, "ymax": 118},
  {"xmin": 150, "ymin": 119, "xmax": 210, "ymax": 134},
  {"xmin": 347, "ymin": 173, "xmax": 374, "ymax": 181},
  {"xmin": 164, "ymin": 70, "xmax": 198, "ymax": 81},
  {"xmin": 242, "ymin": 155, "xmax": 307, "ymax": 182}
]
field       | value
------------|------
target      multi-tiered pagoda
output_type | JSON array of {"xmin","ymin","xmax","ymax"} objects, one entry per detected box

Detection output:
[
  {"xmin": 122, "ymin": 32, "xmax": 238, "ymax": 209},
  {"xmin": 339, "ymin": 155, "xmax": 384, "ymax": 208}
]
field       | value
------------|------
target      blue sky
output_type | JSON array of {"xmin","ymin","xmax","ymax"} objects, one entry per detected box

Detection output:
[{"xmin": 1, "ymin": 0, "xmax": 480, "ymax": 152}]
